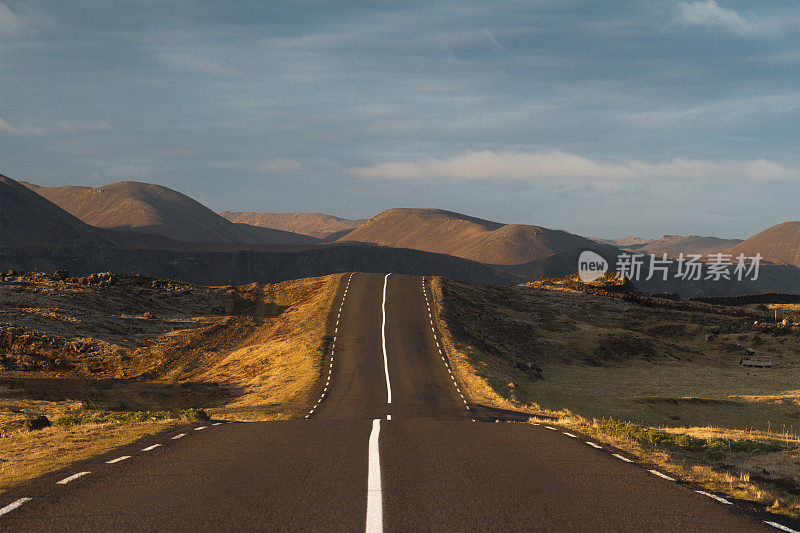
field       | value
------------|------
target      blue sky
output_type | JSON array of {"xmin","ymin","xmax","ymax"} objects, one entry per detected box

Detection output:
[{"xmin": 1, "ymin": 1, "xmax": 798, "ymax": 238}]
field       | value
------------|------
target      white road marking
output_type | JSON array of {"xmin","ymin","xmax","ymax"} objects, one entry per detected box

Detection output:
[
  {"xmin": 648, "ymin": 469, "xmax": 676, "ymax": 481},
  {"xmin": 381, "ymin": 273, "xmax": 392, "ymax": 404},
  {"xmin": 141, "ymin": 444, "xmax": 162, "ymax": 451},
  {"xmin": 612, "ymin": 453, "xmax": 633, "ymax": 462},
  {"xmin": 212, "ymin": 422, "xmax": 222, "ymax": 426},
  {"xmin": 56, "ymin": 471, "xmax": 90, "ymax": 485},
  {"xmin": 695, "ymin": 490, "xmax": 731, "ymax": 505},
  {"xmin": 386, "ymin": 414, "xmax": 391, "ymax": 420},
  {"xmin": 194, "ymin": 426, "xmax": 207, "ymax": 431},
  {"xmin": 171, "ymin": 433, "xmax": 186, "ymax": 440},
  {"xmin": 366, "ymin": 418, "xmax": 383, "ymax": 533},
  {"xmin": 0, "ymin": 497, "xmax": 32, "ymax": 516},
  {"xmin": 765, "ymin": 521, "xmax": 800, "ymax": 533},
  {"xmin": 563, "ymin": 432, "xmax": 577, "ymax": 438},
  {"xmin": 106, "ymin": 455, "xmax": 130, "ymax": 464},
  {"xmin": 545, "ymin": 426, "xmax": 557, "ymax": 430},
  {"xmin": 585, "ymin": 441, "xmax": 602, "ymax": 449}
]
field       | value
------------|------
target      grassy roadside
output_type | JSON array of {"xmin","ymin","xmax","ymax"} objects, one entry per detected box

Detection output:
[
  {"xmin": 428, "ymin": 276, "xmax": 800, "ymax": 519},
  {"xmin": 0, "ymin": 272, "xmax": 346, "ymax": 494}
]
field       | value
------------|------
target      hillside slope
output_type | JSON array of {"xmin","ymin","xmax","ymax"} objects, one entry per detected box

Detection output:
[
  {"xmin": 220, "ymin": 211, "xmax": 365, "ymax": 239},
  {"xmin": 727, "ymin": 221, "xmax": 800, "ymax": 268},
  {"xmin": 0, "ymin": 175, "xmax": 111, "ymax": 250},
  {"xmin": 632, "ymin": 235, "xmax": 743, "ymax": 257},
  {"xmin": 26, "ymin": 181, "xmax": 317, "ymax": 245},
  {"xmin": 338, "ymin": 208, "xmax": 596, "ymax": 265}
]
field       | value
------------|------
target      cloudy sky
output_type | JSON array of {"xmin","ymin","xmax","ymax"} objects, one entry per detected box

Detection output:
[{"xmin": 1, "ymin": 1, "xmax": 798, "ymax": 238}]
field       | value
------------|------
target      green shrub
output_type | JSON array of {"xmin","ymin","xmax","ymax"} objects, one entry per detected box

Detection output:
[
  {"xmin": 54, "ymin": 408, "xmax": 210, "ymax": 427},
  {"xmin": 596, "ymin": 418, "xmax": 784, "ymax": 458}
]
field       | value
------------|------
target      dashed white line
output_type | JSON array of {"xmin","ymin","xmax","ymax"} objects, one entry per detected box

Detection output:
[
  {"xmin": 194, "ymin": 426, "xmax": 207, "ymax": 431},
  {"xmin": 56, "ymin": 471, "xmax": 90, "ymax": 485},
  {"xmin": 0, "ymin": 497, "xmax": 32, "ymax": 516},
  {"xmin": 648, "ymin": 469, "xmax": 676, "ymax": 481},
  {"xmin": 141, "ymin": 444, "xmax": 162, "ymax": 451},
  {"xmin": 585, "ymin": 441, "xmax": 602, "ymax": 449},
  {"xmin": 106, "ymin": 455, "xmax": 130, "ymax": 464},
  {"xmin": 171, "ymin": 433, "xmax": 186, "ymax": 440},
  {"xmin": 695, "ymin": 490, "xmax": 731, "ymax": 505},
  {"xmin": 563, "ymin": 432, "xmax": 577, "ymax": 438},
  {"xmin": 765, "ymin": 521, "xmax": 800, "ymax": 533},
  {"xmin": 612, "ymin": 453, "xmax": 633, "ymax": 462},
  {"xmin": 545, "ymin": 426, "xmax": 557, "ymax": 431},
  {"xmin": 212, "ymin": 422, "xmax": 222, "ymax": 426},
  {"xmin": 366, "ymin": 418, "xmax": 383, "ymax": 533},
  {"xmin": 386, "ymin": 414, "xmax": 391, "ymax": 420}
]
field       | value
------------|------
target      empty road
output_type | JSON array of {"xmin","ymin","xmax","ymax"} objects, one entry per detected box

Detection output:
[{"xmin": 0, "ymin": 273, "xmax": 778, "ymax": 531}]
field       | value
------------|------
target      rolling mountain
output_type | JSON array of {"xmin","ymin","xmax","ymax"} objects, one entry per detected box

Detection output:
[
  {"xmin": 727, "ymin": 221, "xmax": 800, "ymax": 268},
  {"xmin": 25, "ymin": 181, "xmax": 317, "ymax": 246},
  {"xmin": 629, "ymin": 235, "xmax": 743, "ymax": 258},
  {"xmin": 593, "ymin": 236, "xmax": 654, "ymax": 247},
  {"xmin": 219, "ymin": 211, "xmax": 365, "ymax": 239},
  {"xmin": 0, "ymin": 174, "xmax": 111, "ymax": 250},
  {"xmin": 338, "ymin": 208, "xmax": 597, "ymax": 265}
]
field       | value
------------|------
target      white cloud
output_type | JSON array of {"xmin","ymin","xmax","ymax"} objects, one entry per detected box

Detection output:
[
  {"xmin": 0, "ymin": 2, "xmax": 28, "ymax": 37},
  {"xmin": 350, "ymin": 150, "xmax": 799, "ymax": 183},
  {"xmin": 0, "ymin": 117, "xmax": 17, "ymax": 133},
  {"xmin": 678, "ymin": 0, "xmax": 780, "ymax": 36},
  {"xmin": 216, "ymin": 159, "xmax": 308, "ymax": 173},
  {"xmin": 159, "ymin": 53, "xmax": 231, "ymax": 76}
]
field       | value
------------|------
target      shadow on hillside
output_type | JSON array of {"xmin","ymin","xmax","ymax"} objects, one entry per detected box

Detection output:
[{"xmin": 0, "ymin": 376, "xmax": 243, "ymax": 411}]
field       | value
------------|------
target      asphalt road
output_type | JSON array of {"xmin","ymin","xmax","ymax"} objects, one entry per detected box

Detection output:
[{"xmin": 0, "ymin": 273, "xmax": 781, "ymax": 532}]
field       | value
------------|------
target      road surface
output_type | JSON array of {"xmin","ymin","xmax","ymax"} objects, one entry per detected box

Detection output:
[{"xmin": 0, "ymin": 273, "xmax": 778, "ymax": 531}]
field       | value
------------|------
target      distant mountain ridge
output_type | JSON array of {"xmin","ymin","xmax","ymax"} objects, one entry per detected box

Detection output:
[
  {"xmin": 727, "ymin": 221, "xmax": 800, "ymax": 268},
  {"xmin": 220, "ymin": 211, "xmax": 365, "ymax": 239},
  {"xmin": 24, "ymin": 181, "xmax": 317, "ymax": 246},
  {"xmin": 629, "ymin": 234, "xmax": 743, "ymax": 257},
  {"xmin": 338, "ymin": 208, "xmax": 598, "ymax": 265}
]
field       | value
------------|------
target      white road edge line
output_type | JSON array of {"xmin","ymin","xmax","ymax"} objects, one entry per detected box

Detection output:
[
  {"xmin": 141, "ymin": 444, "xmax": 162, "ymax": 452},
  {"xmin": 764, "ymin": 521, "xmax": 800, "ymax": 533},
  {"xmin": 366, "ymin": 418, "xmax": 383, "ymax": 533},
  {"xmin": 106, "ymin": 455, "xmax": 131, "ymax": 464},
  {"xmin": 585, "ymin": 441, "xmax": 602, "ymax": 449},
  {"xmin": 56, "ymin": 471, "xmax": 90, "ymax": 485},
  {"xmin": 612, "ymin": 453, "xmax": 633, "ymax": 462},
  {"xmin": 695, "ymin": 490, "xmax": 731, "ymax": 505},
  {"xmin": 0, "ymin": 497, "xmax": 32, "ymax": 516},
  {"xmin": 545, "ymin": 426, "xmax": 557, "ymax": 430},
  {"xmin": 563, "ymin": 432, "xmax": 577, "ymax": 438},
  {"xmin": 381, "ymin": 273, "xmax": 392, "ymax": 405},
  {"xmin": 648, "ymin": 469, "xmax": 676, "ymax": 481},
  {"xmin": 172, "ymin": 433, "xmax": 186, "ymax": 439},
  {"xmin": 194, "ymin": 426, "xmax": 207, "ymax": 431}
]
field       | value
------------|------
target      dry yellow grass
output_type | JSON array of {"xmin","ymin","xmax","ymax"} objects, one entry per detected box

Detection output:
[
  {"xmin": 0, "ymin": 272, "xmax": 345, "ymax": 492},
  {"xmin": 430, "ymin": 276, "xmax": 800, "ymax": 518}
]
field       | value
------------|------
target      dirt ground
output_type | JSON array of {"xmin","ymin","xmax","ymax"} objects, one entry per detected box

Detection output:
[
  {"xmin": 0, "ymin": 270, "xmax": 343, "ymax": 492},
  {"xmin": 430, "ymin": 275, "xmax": 800, "ymax": 516}
]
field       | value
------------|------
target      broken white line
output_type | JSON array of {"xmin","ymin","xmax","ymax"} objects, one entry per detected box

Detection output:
[
  {"xmin": 612, "ymin": 453, "xmax": 633, "ymax": 462},
  {"xmin": 648, "ymin": 469, "xmax": 676, "ymax": 481},
  {"xmin": 57, "ymin": 471, "xmax": 90, "ymax": 485},
  {"xmin": 585, "ymin": 441, "xmax": 602, "ymax": 449},
  {"xmin": 366, "ymin": 418, "xmax": 383, "ymax": 533},
  {"xmin": 0, "ymin": 497, "xmax": 32, "ymax": 516},
  {"xmin": 141, "ymin": 444, "xmax": 162, "ymax": 452},
  {"xmin": 764, "ymin": 521, "xmax": 800, "ymax": 533},
  {"xmin": 695, "ymin": 490, "xmax": 731, "ymax": 505},
  {"xmin": 171, "ymin": 433, "xmax": 186, "ymax": 440},
  {"xmin": 106, "ymin": 456, "xmax": 130, "ymax": 464}
]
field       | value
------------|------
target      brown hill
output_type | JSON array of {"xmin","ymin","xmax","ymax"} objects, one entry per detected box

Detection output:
[
  {"xmin": 338, "ymin": 208, "xmax": 596, "ymax": 265},
  {"xmin": 727, "ymin": 221, "xmax": 800, "ymax": 268},
  {"xmin": 632, "ymin": 235, "xmax": 743, "ymax": 257},
  {"xmin": 593, "ymin": 235, "xmax": 654, "ymax": 247},
  {"xmin": 0, "ymin": 175, "xmax": 111, "ymax": 250},
  {"xmin": 219, "ymin": 211, "xmax": 365, "ymax": 239},
  {"xmin": 25, "ymin": 181, "xmax": 317, "ymax": 246}
]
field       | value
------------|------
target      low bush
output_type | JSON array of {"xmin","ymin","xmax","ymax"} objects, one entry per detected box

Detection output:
[{"xmin": 54, "ymin": 408, "xmax": 210, "ymax": 427}]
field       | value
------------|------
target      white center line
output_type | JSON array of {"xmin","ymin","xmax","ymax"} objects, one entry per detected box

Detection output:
[
  {"xmin": 194, "ymin": 426, "xmax": 207, "ymax": 431},
  {"xmin": 0, "ymin": 497, "xmax": 32, "ymax": 516},
  {"xmin": 171, "ymin": 433, "xmax": 186, "ymax": 440},
  {"xmin": 381, "ymin": 273, "xmax": 392, "ymax": 405},
  {"xmin": 695, "ymin": 490, "xmax": 731, "ymax": 505},
  {"xmin": 106, "ymin": 455, "xmax": 130, "ymax": 464},
  {"xmin": 648, "ymin": 469, "xmax": 676, "ymax": 481},
  {"xmin": 765, "ymin": 521, "xmax": 800, "ymax": 533},
  {"xmin": 56, "ymin": 471, "xmax": 90, "ymax": 485},
  {"xmin": 141, "ymin": 444, "xmax": 162, "ymax": 452},
  {"xmin": 366, "ymin": 418, "xmax": 383, "ymax": 533}
]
